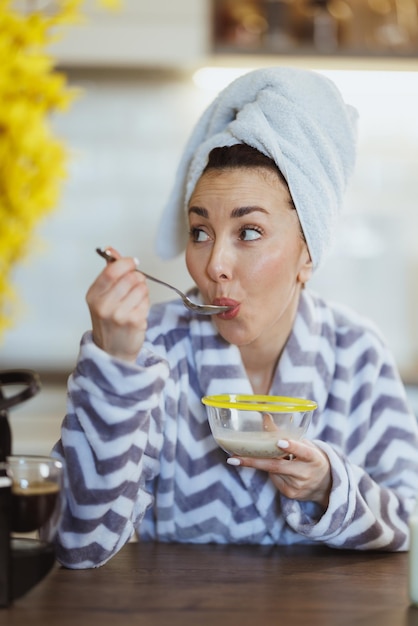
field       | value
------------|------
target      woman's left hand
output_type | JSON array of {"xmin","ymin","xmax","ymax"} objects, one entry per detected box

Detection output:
[{"xmin": 227, "ymin": 439, "xmax": 332, "ymax": 509}]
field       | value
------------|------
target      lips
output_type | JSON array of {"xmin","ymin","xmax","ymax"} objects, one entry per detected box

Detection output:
[
  {"xmin": 213, "ymin": 297, "xmax": 238, "ymax": 307},
  {"xmin": 213, "ymin": 297, "xmax": 240, "ymax": 319}
]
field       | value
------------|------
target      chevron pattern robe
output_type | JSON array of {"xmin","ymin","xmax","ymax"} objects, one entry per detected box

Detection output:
[{"xmin": 52, "ymin": 289, "xmax": 418, "ymax": 568}]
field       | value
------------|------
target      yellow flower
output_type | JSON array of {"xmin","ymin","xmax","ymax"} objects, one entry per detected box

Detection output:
[
  {"xmin": 0, "ymin": 0, "xmax": 121, "ymax": 338},
  {"xmin": 97, "ymin": 0, "xmax": 122, "ymax": 9}
]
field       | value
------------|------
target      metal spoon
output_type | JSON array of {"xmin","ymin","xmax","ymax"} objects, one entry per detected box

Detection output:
[{"xmin": 96, "ymin": 248, "xmax": 233, "ymax": 316}]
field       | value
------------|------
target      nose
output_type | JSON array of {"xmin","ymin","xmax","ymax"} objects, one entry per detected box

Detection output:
[{"xmin": 206, "ymin": 240, "xmax": 233, "ymax": 282}]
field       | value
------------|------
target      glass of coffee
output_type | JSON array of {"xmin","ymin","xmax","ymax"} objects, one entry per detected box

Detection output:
[
  {"xmin": 7, "ymin": 455, "xmax": 63, "ymax": 538},
  {"xmin": 0, "ymin": 455, "xmax": 64, "ymax": 605},
  {"xmin": 0, "ymin": 455, "xmax": 64, "ymax": 604}
]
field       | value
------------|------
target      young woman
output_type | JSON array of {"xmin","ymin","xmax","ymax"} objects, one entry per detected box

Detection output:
[{"xmin": 50, "ymin": 68, "xmax": 418, "ymax": 568}]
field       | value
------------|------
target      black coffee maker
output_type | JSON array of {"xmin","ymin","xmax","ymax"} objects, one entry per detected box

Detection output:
[{"xmin": 0, "ymin": 370, "xmax": 57, "ymax": 607}]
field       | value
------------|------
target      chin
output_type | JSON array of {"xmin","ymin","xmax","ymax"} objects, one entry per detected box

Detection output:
[{"xmin": 214, "ymin": 322, "xmax": 256, "ymax": 347}]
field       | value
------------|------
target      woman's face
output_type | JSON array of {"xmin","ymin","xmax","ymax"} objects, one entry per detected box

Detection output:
[{"xmin": 185, "ymin": 167, "xmax": 312, "ymax": 349}]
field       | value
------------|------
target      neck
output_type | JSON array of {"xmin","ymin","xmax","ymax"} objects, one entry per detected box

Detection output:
[
  {"xmin": 246, "ymin": 366, "xmax": 277, "ymax": 395},
  {"xmin": 241, "ymin": 339, "xmax": 283, "ymax": 394},
  {"xmin": 239, "ymin": 290, "xmax": 302, "ymax": 395}
]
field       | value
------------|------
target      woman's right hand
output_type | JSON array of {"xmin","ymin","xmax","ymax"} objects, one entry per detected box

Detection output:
[{"xmin": 86, "ymin": 248, "xmax": 150, "ymax": 363}]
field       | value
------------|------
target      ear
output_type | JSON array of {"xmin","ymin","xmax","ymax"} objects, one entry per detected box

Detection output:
[{"xmin": 297, "ymin": 248, "xmax": 313, "ymax": 285}]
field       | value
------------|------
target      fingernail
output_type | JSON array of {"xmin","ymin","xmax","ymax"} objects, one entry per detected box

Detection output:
[
  {"xmin": 227, "ymin": 457, "xmax": 241, "ymax": 466},
  {"xmin": 133, "ymin": 257, "xmax": 140, "ymax": 267},
  {"xmin": 277, "ymin": 439, "xmax": 289, "ymax": 449}
]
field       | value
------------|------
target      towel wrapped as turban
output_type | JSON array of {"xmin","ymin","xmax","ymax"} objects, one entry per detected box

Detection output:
[{"xmin": 156, "ymin": 66, "xmax": 358, "ymax": 269}]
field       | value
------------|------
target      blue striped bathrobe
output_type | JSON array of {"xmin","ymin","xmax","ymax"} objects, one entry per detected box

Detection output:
[{"xmin": 53, "ymin": 289, "xmax": 418, "ymax": 568}]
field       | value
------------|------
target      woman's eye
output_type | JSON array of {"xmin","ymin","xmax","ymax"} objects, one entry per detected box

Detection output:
[
  {"xmin": 239, "ymin": 227, "xmax": 262, "ymax": 241},
  {"xmin": 190, "ymin": 227, "xmax": 210, "ymax": 242}
]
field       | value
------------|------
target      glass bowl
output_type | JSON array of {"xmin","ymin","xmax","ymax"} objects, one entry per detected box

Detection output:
[{"xmin": 202, "ymin": 394, "xmax": 317, "ymax": 458}]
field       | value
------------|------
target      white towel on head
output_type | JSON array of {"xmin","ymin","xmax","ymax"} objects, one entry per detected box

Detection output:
[{"xmin": 156, "ymin": 66, "xmax": 358, "ymax": 269}]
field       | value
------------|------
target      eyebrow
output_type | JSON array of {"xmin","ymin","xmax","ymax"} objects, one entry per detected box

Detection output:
[{"xmin": 188, "ymin": 206, "xmax": 268, "ymax": 218}]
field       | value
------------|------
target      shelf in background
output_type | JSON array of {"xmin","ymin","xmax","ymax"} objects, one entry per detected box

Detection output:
[{"xmin": 212, "ymin": 0, "xmax": 418, "ymax": 62}]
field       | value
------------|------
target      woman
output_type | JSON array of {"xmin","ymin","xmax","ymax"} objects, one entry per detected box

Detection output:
[{"xmin": 51, "ymin": 67, "xmax": 418, "ymax": 568}]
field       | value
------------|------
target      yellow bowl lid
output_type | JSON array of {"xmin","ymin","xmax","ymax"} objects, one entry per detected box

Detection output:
[{"xmin": 201, "ymin": 394, "xmax": 317, "ymax": 412}]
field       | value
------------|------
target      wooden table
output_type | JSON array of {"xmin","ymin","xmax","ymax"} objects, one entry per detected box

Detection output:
[{"xmin": 3, "ymin": 542, "xmax": 418, "ymax": 626}]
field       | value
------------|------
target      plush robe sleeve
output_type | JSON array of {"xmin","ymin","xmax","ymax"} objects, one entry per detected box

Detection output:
[
  {"xmin": 280, "ymin": 349, "xmax": 418, "ymax": 551},
  {"xmin": 49, "ymin": 332, "xmax": 169, "ymax": 569}
]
